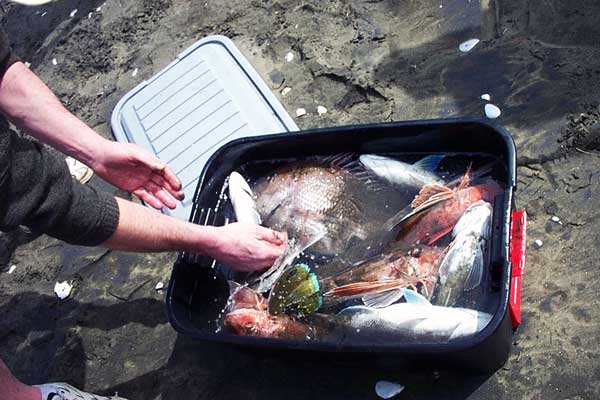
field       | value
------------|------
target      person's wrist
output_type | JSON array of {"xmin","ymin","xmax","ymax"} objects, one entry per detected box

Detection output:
[
  {"xmin": 85, "ymin": 135, "xmax": 114, "ymax": 172},
  {"xmin": 178, "ymin": 223, "xmax": 221, "ymax": 256}
]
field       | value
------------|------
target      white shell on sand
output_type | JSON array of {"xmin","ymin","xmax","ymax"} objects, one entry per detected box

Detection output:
[
  {"xmin": 484, "ymin": 103, "xmax": 501, "ymax": 119},
  {"xmin": 281, "ymin": 87, "xmax": 292, "ymax": 96},
  {"xmin": 296, "ymin": 108, "xmax": 307, "ymax": 117},
  {"xmin": 8, "ymin": 265, "xmax": 16, "ymax": 274},
  {"xmin": 54, "ymin": 281, "xmax": 73, "ymax": 300},
  {"xmin": 533, "ymin": 239, "xmax": 543, "ymax": 249},
  {"xmin": 459, "ymin": 38, "xmax": 480, "ymax": 53},
  {"xmin": 375, "ymin": 381, "xmax": 405, "ymax": 399},
  {"xmin": 12, "ymin": 0, "xmax": 53, "ymax": 5},
  {"xmin": 317, "ymin": 105, "xmax": 328, "ymax": 115},
  {"xmin": 52, "ymin": 58, "xmax": 58, "ymax": 66},
  {"xmin": 481, "ymin": 93, "xmax": 491, "ymax": 101},
  {"xmin": 285, "ymin": 52, "xmax": 294, "ymax": 62},
  {"xmin": 70, "ymin": 9, "xmax": 78, "ymax": 17},
  {"xmin": 132, "ymin": 68, "xmax": 138, "ymax": 77},
  {"xmin": 155, "ymin": 282, "xmax": 164, "ymax": 291}
]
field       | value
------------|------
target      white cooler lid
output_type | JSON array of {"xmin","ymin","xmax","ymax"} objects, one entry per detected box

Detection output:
[{"xmin": 111, "ymin": 35, "xmax": 298, "ymax": 220}]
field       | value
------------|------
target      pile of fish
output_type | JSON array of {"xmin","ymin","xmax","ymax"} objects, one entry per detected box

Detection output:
[{"xmin": 221, "ymin": 153, "xmax": 502, "ymax": 342}]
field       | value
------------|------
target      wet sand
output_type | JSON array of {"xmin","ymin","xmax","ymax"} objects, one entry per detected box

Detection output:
[{"xmin": 1, "ymin": 0, "xmax": 600, "ymax": 398}]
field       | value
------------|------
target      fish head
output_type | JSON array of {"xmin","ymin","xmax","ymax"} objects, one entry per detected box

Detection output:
[
  {"xmin": 224, "ymin": 309, "xmax": 269, "ymax": 336},
  {"xmin": 253, "ymin": 172, "xmax": 295, "ymax": 222},
  {"xmin": 452, "ymin": 200, "xmax": 492, "ymax": 238},
  {"xmin": 228, "ymin": 283, "xmax": 267, "ymax": 312},
  {"xmin": 471, "ymin": 182, "xmax": 503, "ymax": 202}
]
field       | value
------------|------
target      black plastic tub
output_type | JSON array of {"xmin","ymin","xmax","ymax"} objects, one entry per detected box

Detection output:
[{"xmin": 166, "ymin": 118, "xmax": 522, "ymax": 372}]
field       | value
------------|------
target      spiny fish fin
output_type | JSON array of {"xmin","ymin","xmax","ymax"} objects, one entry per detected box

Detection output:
[
  {"xmin": 384, "ymin": 196, "xmax": 447, "ymax": 231},
  {"xmin": 268, "ymin": 264, "xmax": 322, "ymax": 316},
  {"xmin": 401, "ymin": 288, "xmax": 433, "ymax": 306},
  {"xmin": 456, "ymin": 164, "xmax": 473, "ymax": 191},
  {"xmin": 324, "ymin": 279, "xmax": 404, "ymax": 298},
  {"xmin": 327, "ymin": 152, "xmax": 355, "ymax": 168},
  {"xmin": 426, "ymin": 224, "xmax": 455, "ymax": 245},
  {"xmin": 411, "ymin": 184, "xmax": 454, "ymax": 209},
  {"xmin": 463, "ymin": 242, "xmax": 485, "ymax": 291},
  {"xmin": 362, "ymin": 288, "xmax": 405, "ymax": 308},
  {"xmin": 412, "ymin": 155, "xmax": 445, "ymax": 172},
  {"xmin": 438, "ymin": 243, "xmax": 460, "ymax": 282}
]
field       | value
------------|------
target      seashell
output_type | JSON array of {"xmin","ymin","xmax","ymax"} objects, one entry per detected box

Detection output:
[
  {"xmin": 459, "ymin": 38, "xmax": 480, "ymax": 53},
  {"xmin": 54, "ymin": 281, "xmax": 73, "ymax": 300},
  {"xmin": 484, "ymin": 103, "xmax": 501, "ymax": 119},
  {"xmin": 375, "ymin": 381, "xmax": 405, "ymax": 399}
]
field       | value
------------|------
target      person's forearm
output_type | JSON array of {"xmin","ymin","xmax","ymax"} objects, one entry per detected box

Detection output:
[
  {"xmin": 101, "ymin": 197, "xmax": 218, "ymax": 253},
  {"xmin": 0, "ymin": 61, "xmax": 107, "ymax": 166}
]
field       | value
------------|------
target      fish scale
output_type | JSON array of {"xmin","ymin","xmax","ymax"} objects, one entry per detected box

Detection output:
[{"xmin": 253, "ymin": 162, "xmax": 377, "ymax": 256}]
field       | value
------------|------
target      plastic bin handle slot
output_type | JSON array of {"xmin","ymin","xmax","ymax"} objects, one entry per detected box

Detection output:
[{"xmin": 509, "ymin": 210, "xmax": 527, "ymax": 329}]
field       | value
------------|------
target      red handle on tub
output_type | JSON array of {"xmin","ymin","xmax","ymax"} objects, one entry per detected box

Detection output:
[{"xmin": 508, "ymin": 210, "xmax": 527, "ymax": 328}]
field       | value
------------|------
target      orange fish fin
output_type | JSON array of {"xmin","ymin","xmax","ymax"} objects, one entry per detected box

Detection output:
[
  {"xmin": 411, "ymin": 184, "xmax": 454, "ymax": 209},
  {"xmin": 426, "ymin": 224, "xmax": 455, "ymax": 245},
  {"xmin": 323, "ymin": 279, "xmax": 404, "ymax": 298},
  {"xmin": 456, "ymin": 164, "xmax": 473, "ymax": 191}
]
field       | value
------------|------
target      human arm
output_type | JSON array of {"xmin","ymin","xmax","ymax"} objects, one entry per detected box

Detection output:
[
  {"xmin": 0, "ymin": 61, "xmax": 183, "ymax": 209},
  {"xmin": 103, "ymin": 198, "xmax": 287, "ymax": 271}
]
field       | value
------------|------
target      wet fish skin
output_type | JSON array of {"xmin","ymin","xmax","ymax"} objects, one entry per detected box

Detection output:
[
  {"xmin": 227, "ymin": 281, "xmax": 267, "ymax": 312},
  {"xmin": 224, "ymin": 308, "xmax": 314, "ymax": 339},
  {"xmin": 228, "ymin": 171, "xmax": 261, "ymax": 224},
  {"xmin": 337, "ymin": 303, "xmax": 493, "ymax": 340},
  {"xmin": 253, "ymin": 161, "xmax": 373, "ymax": 256},
  {"xmin": 320, "ymin": 241, "xmax": 445, "ymax": 302},
  {"xmin": 435, "ymin": 201, "xmax": 491, "ymax": 307},
  {"xmin": 396, "ymin": 182, "xmax": 501, "ymax": 246},
  {"xmin": 359, "ymin": 154, "xmax": 445, "ymax": 188}
]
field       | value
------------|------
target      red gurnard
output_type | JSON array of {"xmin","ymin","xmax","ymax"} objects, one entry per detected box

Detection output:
[{"xmin": 396, "ymin": 169, "xmax": 502, "ymax": 245}]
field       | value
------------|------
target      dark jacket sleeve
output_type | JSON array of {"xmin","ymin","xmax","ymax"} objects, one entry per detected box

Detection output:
[
  {"xmin": 0, "ymin": 27, "xmax": 120, "ymax": 245},
  {"xmin": 0, "ymin": 128, "xmax": 120, "ymax": 246},
  {"xmin": 0, "ymin": 27, "xmax": 19, "ymax": 75}
]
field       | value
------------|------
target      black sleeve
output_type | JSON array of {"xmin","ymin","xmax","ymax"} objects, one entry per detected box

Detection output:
[
  {"xmin": 0, "ymin": 129, "xmax": 120, "ymax": 246},
  {"xmin": 0, "ymin": 27, "xmax": 19, "ymax": 76}
]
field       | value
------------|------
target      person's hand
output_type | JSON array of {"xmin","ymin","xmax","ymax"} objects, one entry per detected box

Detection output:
[
  {"xmin": 91, "ymin": 141, "xmax": 184, "ymax": 209},
  {"xmin": 208, "ymin": 223, "xmax": 288, "ymax": 271}
]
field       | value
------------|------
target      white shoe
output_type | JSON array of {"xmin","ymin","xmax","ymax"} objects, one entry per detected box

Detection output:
[
  {"xmin": 65, "ymin": 156, "xmax": 94, "ymax": 184},
  {"xmin": 35, "ymin": 383, "xmax": 128, "ymax": 400}
]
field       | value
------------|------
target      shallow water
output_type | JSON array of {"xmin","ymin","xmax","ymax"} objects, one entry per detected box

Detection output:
[{"xmin": 201, "ymin": 152, "xmax": 505, "ymax": 344}]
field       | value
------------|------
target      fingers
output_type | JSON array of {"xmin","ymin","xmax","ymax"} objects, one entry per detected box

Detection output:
[
  {"xmin": 147, "ymin": 156, "xmax": 182, "ymax": 192},
  {"xmin": 145, "ymin": 180, "xmax": 178, "ymax": 209},
  {"xmin": 151, "ymin": 172, "xmax": 185, "ymax": 201},
  {"xmin": 133, "ymin": 188, "xmax": 164, "ymax": 210},
  {"xmin": 253, "ymin": 226, "xmax": 287, "ymax": 245}
]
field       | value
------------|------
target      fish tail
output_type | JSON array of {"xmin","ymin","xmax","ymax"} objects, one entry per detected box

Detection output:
[{"xmin": 268, "ymin": 264, "xmax": 322, "ymax": 316}]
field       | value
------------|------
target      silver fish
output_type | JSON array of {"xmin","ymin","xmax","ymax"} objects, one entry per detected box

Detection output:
[
  {"xmin": 338, "ymin": 303, "xmax": 492, "ymax": 340},
  {"xmin": 228, "ymin": 171, "xmax": 261, "ymax": 225},
  {"xmin": 253, "ymin": 156, "xmax": 375, "ymax": 256},
  {"xmin": 359, "ymin": 154, "xmax": 445, "ymax": 189},
  {"xmin": 435, "ymin": 200, "xmax": 492, "ymax": 307}
]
